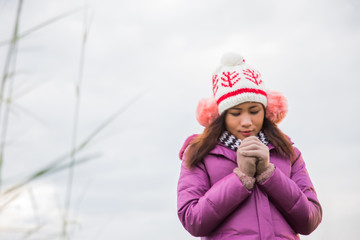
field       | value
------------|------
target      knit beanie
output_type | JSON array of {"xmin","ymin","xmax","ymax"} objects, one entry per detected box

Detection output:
[
  {"xmin": 196, "ymin": 52, "xmax": 288, "ymax": 127},
  {"xmin": 213, "ymin": 52, "xmax": 267, "ymax": 114}
]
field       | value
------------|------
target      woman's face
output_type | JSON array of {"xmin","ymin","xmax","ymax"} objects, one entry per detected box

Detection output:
[{"xmin": 225, "ymin": 102, "xmax": 265, "ymax": 140}]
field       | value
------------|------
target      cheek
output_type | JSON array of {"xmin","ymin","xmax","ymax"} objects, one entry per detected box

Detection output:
[
  {"xmin": 254, "ymin": 113, "xmax": 265, "ymax": 128},
  {"xmin": 256, "ymin": 119, "xmax": 264, "ymax": 128},
  {"xmin": 225, "ymin": 115, "xmax": 236, "ymax": 130},
  {"xmin": 224, "ymin": 116, "xmax": 231, "ymax": 130}
]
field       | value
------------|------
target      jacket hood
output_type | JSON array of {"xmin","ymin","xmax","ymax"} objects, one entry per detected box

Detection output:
[{"xmin": 179, "ymin": 134, "xmax": 198, "ymax": 160}]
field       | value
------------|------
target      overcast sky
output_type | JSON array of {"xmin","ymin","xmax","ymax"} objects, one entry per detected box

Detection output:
[{"xmin": 0, "ymin": 0, "xmax": 359, "ymax": 239}]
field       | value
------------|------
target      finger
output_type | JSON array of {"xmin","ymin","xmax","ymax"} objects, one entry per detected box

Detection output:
[
  {"xmin": 240, "ymin": 150, "xmax": 260, "ymax": 157},
  {"xmin": 237, "ymin": 144, "xmax": 260, "ymax": 151},
  {"xmin": 238, "ymin": 156, "xmax": 257, "ymax": 164},
  {"xmin": 240, "ymin": 150, "xmax": 264, "ymax": 159},
  {"xmin": 242, "ymin": 136, "xmax": 258, "ymax": 140},
  {"xmin": 242, "ymin": 141, "xmax": 268, "ymax": 151},
  {"xmin": 239, "ymin": 139, "xmax": 265, "ymax": 149},
  {"xmin": 241, "ymin": 136, "xmax": 263, "ymax": 144},
  {"xmin": 241, "ymin": 136, "xmax": 259, "ymax": 144}
]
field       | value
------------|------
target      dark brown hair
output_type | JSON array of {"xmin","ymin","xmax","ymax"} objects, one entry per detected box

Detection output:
[{"xmin": 185, "ymin": 110, "xmax": 296, "ymax": 169}]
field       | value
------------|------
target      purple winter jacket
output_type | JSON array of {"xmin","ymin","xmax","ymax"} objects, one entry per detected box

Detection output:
[{"xmin": 177, "ymin": 135, "xmax": 322, "ymax": 240}]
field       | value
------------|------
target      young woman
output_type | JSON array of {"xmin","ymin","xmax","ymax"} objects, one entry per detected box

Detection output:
[{"xmin": 177, "ymin": 53, "xmax": 322, "ymax": 239}]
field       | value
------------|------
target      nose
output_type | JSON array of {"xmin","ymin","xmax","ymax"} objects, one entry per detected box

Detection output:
[{"xmin": 240, "ymin": 114, "xmax": 252, "ymax": 128}]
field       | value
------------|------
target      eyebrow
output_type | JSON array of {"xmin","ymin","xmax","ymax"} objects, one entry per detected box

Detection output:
[{"xmin": 231, "ymin": 106, "xmax": 260, "ymax": 110}]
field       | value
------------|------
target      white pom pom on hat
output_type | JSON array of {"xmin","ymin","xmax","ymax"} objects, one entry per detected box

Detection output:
[{"xmin": 220, "ymin": 52, "xmax": 245, "ymax": 66}]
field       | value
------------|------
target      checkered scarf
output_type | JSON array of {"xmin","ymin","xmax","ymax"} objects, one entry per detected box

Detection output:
[{"xmin": 219, "ymin": 130, "xmax": 269, "ymax": 151}]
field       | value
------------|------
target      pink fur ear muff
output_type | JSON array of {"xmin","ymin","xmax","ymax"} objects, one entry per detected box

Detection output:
[
  {"xmin": 196, "ymin": 97, "xmax": 219, "ymax": 127},
  {"xmin": 265, "ymin": 90, "xmax": 288, "ymax": 124}
]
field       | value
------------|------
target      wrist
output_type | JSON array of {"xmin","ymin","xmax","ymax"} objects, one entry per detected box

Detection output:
[
  {"xmin": 256, "ymin": 163, "xmax": 269, "ymax": 175},
  {"xmin": 256, "ymin": 163, "xmax": 275, "ymax": 184}
]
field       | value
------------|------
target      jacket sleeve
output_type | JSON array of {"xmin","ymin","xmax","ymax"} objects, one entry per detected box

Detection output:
[
  {"xmin": 177, "ymin": 159, "xmax": 252, "ymax": 237},
  {"xmin": 257, "ymin": 148, "xmax": 322, "ymax": 235}
]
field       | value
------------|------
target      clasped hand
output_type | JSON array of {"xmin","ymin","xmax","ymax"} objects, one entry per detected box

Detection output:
[{"xmin": 236, "ymin": 136, "xmax": 269, "ymax": 177}]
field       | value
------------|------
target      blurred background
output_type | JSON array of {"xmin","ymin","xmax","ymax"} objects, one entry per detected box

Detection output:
[{"xmin": 0, "ymin": 0, "xmax": 359, "ymax": 239}]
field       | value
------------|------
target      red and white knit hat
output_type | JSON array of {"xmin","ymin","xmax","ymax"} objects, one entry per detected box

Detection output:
[
  {"xmin": 196, "ymin": 52, "xmax": 288, "ymax": 127},
  {"xmin": 213, "ymin": 52, "xmax": 267, "ymax": 114}
]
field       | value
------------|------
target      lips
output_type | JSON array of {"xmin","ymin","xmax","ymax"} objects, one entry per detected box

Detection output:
[{"xmin": 240, "ymin": 130, "xmax": 253, "ymax": 137}]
